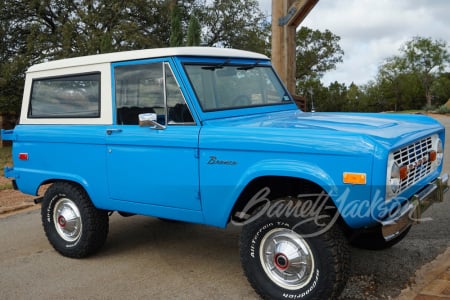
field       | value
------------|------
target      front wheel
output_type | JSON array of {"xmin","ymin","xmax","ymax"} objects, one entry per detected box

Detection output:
[
  {"xmin": 240, "ymin": 213, "xmax": 349, "ymax": 300},
  {"xmin": 41, "ymin": 182, "xmax": 109, "ymax": 258}
]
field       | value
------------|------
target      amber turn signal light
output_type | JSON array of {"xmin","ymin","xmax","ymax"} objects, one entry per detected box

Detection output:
[{"xmin": 343, "ymin": 172, "xmax": 367, "ymax": 185}]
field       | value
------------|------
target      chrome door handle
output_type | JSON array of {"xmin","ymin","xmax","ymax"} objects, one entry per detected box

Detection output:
[{"xmin": 106, "ymin": 128, "xmax": 123, "ymax": 135}]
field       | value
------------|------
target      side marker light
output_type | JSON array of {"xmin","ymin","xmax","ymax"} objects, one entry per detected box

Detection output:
[
  {"xmin": 343, "ymin": 172, "xmax": 367, "ymax": 185},
  {"xmin": 18, "ymin": 153, "xmax": 29, "ymax": 160}
]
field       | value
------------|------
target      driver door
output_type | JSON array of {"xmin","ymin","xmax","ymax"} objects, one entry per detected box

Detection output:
[{"xmin": 106, "ymin": 59, "xmax": 200, "ymax": 211}]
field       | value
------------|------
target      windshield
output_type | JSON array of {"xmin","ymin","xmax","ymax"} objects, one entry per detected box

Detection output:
[{"xmin": 184, "ymin": 63, "xmax": 292, "ymax": 111}]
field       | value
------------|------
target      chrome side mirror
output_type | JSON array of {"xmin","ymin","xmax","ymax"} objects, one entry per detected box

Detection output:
[{"xmin": 139, "ymin": 113, "xmax": 166, "ymax": 130}]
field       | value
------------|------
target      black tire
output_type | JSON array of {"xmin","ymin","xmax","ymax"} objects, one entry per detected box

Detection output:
[
  {"xmin": 41, "ymin": 182, "xmax": 109, "ymax": 258},
  {"xmin": 240, "ymin": 212, "xmax": 350, "ymax": 300},
  {"xmin": 158, "ymin": 217, "xmax": 182, "ymax": 223},
  {"xmin": 349, "ymin": 225, "xmax": 411, "ymax": 250}
]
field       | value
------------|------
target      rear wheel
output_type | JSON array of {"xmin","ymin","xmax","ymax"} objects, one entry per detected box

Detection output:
[
  {"xmin": 240, "ymin": 210, "xmax": 350, "ymax": 299},
  {"xmin": 41, "ymin": 182, "xmax": 109, "ymax": 258}
]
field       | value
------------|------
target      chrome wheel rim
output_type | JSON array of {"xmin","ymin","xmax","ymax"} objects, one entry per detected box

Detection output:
[
  {"xmin": 53, "ymin": 198, "xmax": 82, "ymax": 242},
  {"xmin": 259, "ymin": 228, "xmax": 315, "ymax": 290}
]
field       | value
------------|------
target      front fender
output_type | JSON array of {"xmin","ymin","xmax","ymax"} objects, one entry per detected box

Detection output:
[{"xmin": 201, "ymin": 158, "xmax": 340, "ymax": 228}]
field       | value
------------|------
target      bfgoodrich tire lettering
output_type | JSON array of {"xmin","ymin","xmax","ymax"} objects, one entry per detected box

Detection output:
[
  {"xmin": 240, "ymin": 213, "xmax": 349, "ymax": 300},
  {"xmin": 41, "ymin": 182, "xmax": 109, "ymax": 258}
]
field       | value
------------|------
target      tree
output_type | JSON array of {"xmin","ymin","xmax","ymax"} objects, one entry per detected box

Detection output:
[
  {"xmin": 346, "ymin": 83, "xmax": 362, "ymax": 112},
  {"xmin": 321, "ymin": 81, "xmax": 347, "ymax": 112},
  {"xmin": 295, "ymin": 27, "xmax": 344, "ymax": 84},
  {"xmin": 431, "ymin": 73, "xmax": 450, "ymax": 105},
  {"xmin": 359, "ymin": 81, "xmax": 386, "ymax": 112},
  {"xmin": 295, "ymin": 27, "xmax": 344, "ymax": 98},
  {"xmin": 170, "ymin": 1, "xmax": 183, "ymax": 47},
  {"xmin": 0, "ymin": 0, "xmax": 32, "ymax": 115},
  {"xmin": 186, "ymin": 16, "xmax": 201, "ymax": 46},
  {"xmin": 401, "ymin": 36, "xmax": 450, "ymax": 107},
  {"xmin": 370, "ymin": 36, "xmax": 449, "ymax": 111},
  {"xmin": 199, "ymin": 0, "xmax": 270, "ymax": 53},
  {"xmin": 377, "ymin": 56, "xmax": 408, "ymax": 111}
]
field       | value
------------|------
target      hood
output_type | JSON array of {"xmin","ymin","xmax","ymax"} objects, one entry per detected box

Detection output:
[
  {"xmin": 202, "ymin": 110, "xmax": 444, "ymax": 155},
  {"xmin": 207, "ymin": 110, "xmax": 442, "ymax": 138}
]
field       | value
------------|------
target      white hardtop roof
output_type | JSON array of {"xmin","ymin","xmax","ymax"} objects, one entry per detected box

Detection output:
[{"xmin": 27, "ymin": 47, "xmax": 270, "ymax": 73}]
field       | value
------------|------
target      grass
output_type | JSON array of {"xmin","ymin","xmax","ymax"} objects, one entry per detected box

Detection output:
[
  {"xmin": 399, "ymin": 110, "xmax": 425, "ymax": 114},
  {"xmin": 0, "ymin": 182, "xmax": 12, "ymax": 190},
  {"xmin": 0, "ymin": 146, "xmax": 13, "ymax": 190},
  {"xmin": 0, "ymin": 146, "xmax": 13, "ymax": 169},
  {"xmin": 384, "ymin": 110, "xmax": 427, "ymax": 114},
  {"xmin": 385, "ymin": 109, "xmax": 450, "ymax": 115}
]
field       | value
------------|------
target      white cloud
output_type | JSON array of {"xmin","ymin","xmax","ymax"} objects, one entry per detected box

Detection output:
[{"xmin": 259, "ymin": 0, "xmax": 450, "ymax": 85}]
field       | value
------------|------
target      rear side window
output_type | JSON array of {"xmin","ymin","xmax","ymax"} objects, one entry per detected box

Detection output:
[{"xmin": 28, "ymin": 73, "xmax": 100, "ymax": 118}]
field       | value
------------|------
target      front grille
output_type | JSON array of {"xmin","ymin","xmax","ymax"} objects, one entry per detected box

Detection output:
[{"xmin": 393, "ymin": 136, "xmax": 433, "ymax": 194}]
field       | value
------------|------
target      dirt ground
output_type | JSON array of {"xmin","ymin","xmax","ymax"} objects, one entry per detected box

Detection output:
[{"xmin": 0, "ymin": 175, "xmax": 41, "ymax": 215}]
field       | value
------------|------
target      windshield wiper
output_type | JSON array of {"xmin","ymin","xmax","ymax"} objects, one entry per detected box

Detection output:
[
  {"xmin": 201, "ymin": 59, "xmax": 231, "ymax": 71},
  {"xmin": 237, "ymin": 60, "xmax": 261, "ymax": 70}
]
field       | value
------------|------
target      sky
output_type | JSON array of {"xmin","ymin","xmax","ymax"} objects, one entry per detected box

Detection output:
[{"xmin": 258, "ymin": 0, "xmax": 450, "ymax": 86}]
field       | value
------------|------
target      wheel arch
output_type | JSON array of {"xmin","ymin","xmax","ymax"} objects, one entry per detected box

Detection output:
[
  {"xmin": 227, "ymin": 158, "xmax": 339, "ymax": 219},
  {"xmin": 40, "ymin": 178, "xmax": 85, "ymax": 191},
  {"xmin": 37, "ymin": 177, "xmax": 95, "ymax": 204},
  {"xmin": 229, "ymin": 175, "xmax": 340, "ymax": 224}
]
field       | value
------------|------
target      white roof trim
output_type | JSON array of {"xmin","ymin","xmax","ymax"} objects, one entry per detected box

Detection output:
[{"xmin": 27, "ymin": 47, "xmax": 269, "ymax": 73}]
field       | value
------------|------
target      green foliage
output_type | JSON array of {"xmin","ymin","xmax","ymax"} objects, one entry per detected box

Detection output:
[
  {"xmin": 170, "ymin": 2, "xmax": 183, "ymax": 47},
  {"xmin": 317, "ymin": 81, "xmax": 348, "ymax": 112},
  {"xmin": 431, "ymin": 73, "xmax": 450, "ymax": 105},
  {"xmin": 295, "ymin": 27, "xmax": 344, "ymax": 84},
  {"xmin": 403, "ymin": 37, "xmax": 450, "ymax": 106},
  {"xmin": 294, "ymin": 26, "xmax": 344, "ymax": 107},
  {"xmin": 186, "ymin": 16, "xmax": 201, "ymax": 46},
  {"xmin": 0, "ymin": 146, "xmax": 12, "ymax": 178},
  {"xmin": 345, "ymin": 83, "xmax": 362, "ymax": 112},
  {"xmin": 423, "ymin": 104, "xmax": 436, "ymax": 112},
  {"xmin": 435, "ymin": 105, "xmax": 450, "ymax": 114},
  {"xmin": 297, "ymin": 35, "xmax": 450, "ymax": 113},
  {"xmin": 379, "ymin": 37, "xmax": 450, "ymax": 109},
  {"xmin": 292, "ymin": 27, "xmax": 345, "ymax": 112},
  {"xmin": 198, "ymin": 0, "xmax": 270, "ymax": 53},
  {"xmin": 337, "ymin": 37, "xmax": 450, "ymax": 113}
]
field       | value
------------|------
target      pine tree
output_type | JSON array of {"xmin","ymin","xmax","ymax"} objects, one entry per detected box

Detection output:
[
  {"xmin": 186, "ymin": 16, "xmax": 201, "ymax": 46},
  {"xmin": 169, "ymin": 2, "xmax": 183, "ymax": 47}
]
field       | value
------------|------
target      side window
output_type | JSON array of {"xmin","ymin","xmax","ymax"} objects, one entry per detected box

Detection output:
[
  {"xmin": 165, "ymin": 63, "xmax": 195, "ymax": 124},
  {"xmin": 114, "ymin": 62, "xmax": 194, "ymax": 125},
  {"xmin": 28, "ymin": 73, "xmax": 100, "ymax": 118}
]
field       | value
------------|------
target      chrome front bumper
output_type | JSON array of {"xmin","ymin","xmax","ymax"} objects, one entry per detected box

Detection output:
[{"xmin": 381, "ymin": 173, "xmax": 449, "ymax": 241}]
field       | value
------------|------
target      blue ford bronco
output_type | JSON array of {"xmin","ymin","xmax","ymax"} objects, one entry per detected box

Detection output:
[{"xmin": 2, "ymin": 47, "xmax": 448, "ymax": 299}]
